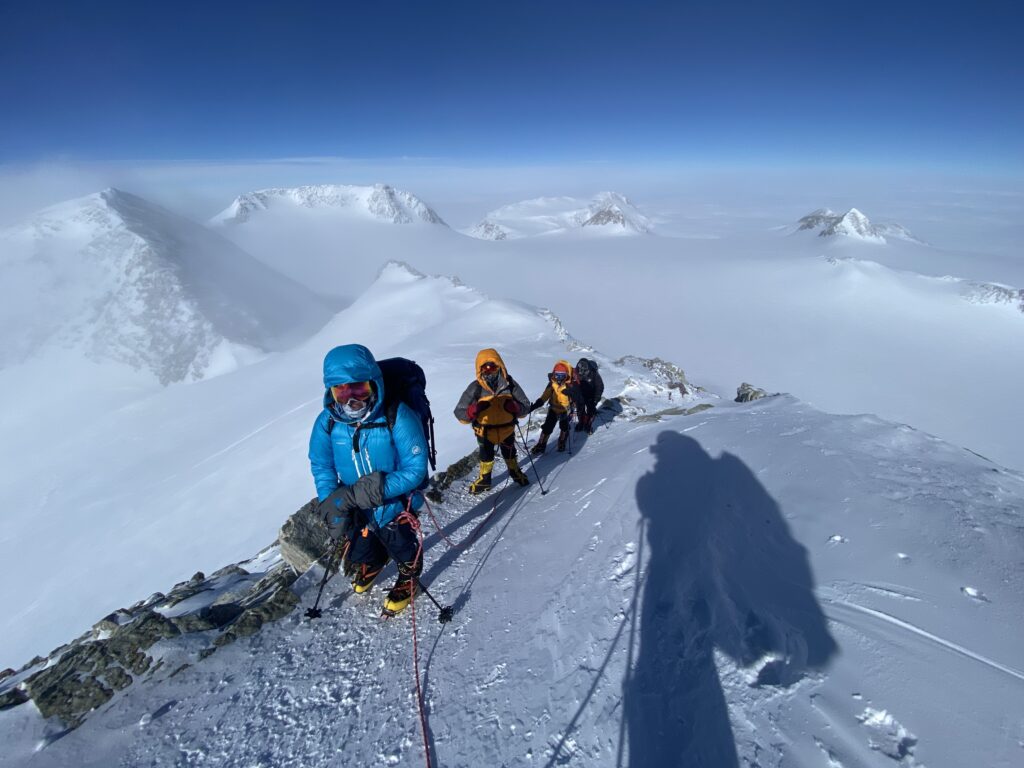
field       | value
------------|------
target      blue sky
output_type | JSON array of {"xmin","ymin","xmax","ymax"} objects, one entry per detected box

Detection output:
[{"xmin": 1, "ymin": 1, "xmax": 1022, "ymax": 170}]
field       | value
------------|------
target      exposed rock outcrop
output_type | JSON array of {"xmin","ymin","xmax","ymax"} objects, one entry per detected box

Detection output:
[{"xmin": 735, "ymin": 382, "xmax": 777, "ymax": 403}]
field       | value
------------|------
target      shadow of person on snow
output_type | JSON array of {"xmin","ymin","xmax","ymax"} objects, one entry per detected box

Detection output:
[{"xmin": 626, "ymin": 431, "xmax": 837, "ymax": 767}]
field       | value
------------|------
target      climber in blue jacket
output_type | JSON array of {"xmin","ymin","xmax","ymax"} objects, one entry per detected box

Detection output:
[{"xmin": 308, "ymin": 344, "xmax": 428, "ymax": 616}]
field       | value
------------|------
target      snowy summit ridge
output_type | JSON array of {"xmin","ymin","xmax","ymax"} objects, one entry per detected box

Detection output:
[
  {"xmin": 468, "ymin": 191, "xmax": 652, "ymax": 239},
  {"xmin": 797, "ymin": 207, "xmax": 919, "ymax": 244},
  {"xmin": 211, "ymin": 183, "xmax": 448, "ymax": 227}
]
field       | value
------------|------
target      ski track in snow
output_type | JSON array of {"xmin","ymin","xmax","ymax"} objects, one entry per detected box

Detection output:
[{"xmin": 826, "ymin": 598, "xmax": 1024, "ymax": 684}]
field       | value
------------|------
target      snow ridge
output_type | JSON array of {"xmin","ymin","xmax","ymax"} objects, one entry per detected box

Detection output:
[
  {"xmin": 0, "ymin": 188, "xmax": 333, "ymax": 383},
  {"xmin": 211, "ymin": 184, "xmax": 447, "ymax": 227}
]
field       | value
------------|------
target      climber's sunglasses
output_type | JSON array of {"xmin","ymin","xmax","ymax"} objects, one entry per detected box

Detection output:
[
  {"xmin": 331, "ymin": 381, "xmax": 373, "ymax": 406},
  {"xmin": 480, "ymin": 362, "xmax": 499, "ymax": 375},
  {"xmin": 552, "ymin": 372, "xmax": 568, "ymax": 383}
]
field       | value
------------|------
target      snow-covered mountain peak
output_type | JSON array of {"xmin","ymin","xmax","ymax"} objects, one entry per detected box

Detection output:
[
  {"xmin": 468, "ymin": 191, "xmax": 652, "ymax": 239},
  {"xmin": 796, "ymin": 207, "xmax": 919, "ymax": 244},
  {"xmin": 828, "ymin": 208, "xmax": 874, "ymax": 239},
  {"xmin": 211, "ymin": 183, "xmax": 447, "ymax": 227},
  {"xmin": 0, "ymin": 190, "xmax": 333, "ymax": 384},
  {"xmin": 582, "ymin": 191, "xmax": 652, "ymax": 232}
]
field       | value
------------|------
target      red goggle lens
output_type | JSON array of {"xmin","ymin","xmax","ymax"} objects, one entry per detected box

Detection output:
[{"xmin": 332, "ymin": 381, "xmax": 372, "ymax": 402}]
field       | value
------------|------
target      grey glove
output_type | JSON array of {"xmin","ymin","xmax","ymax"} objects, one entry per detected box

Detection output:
[{"xmin": 351, "ymin": 471, "xmax": 386, "ymax": 510}]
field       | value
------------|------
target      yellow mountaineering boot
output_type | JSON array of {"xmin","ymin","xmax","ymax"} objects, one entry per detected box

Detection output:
[
  {"xmin": 507, "ymin": 455, "xmax": 530, "ymax": 487},
  {"xmin": 382, "ymin": 561, "xmax": 421, "ymax": 617},
  {"xmin": 351, "ymin": 561, "xmax": 384, "ymax": 594},
  {"xmin": 469, "ymin": 460, "xmax": 494, "ymax": 495}
]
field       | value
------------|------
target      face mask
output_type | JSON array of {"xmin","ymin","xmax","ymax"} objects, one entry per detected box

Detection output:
[
  {"xmin": 483, "ymin": 372, "xmax": 500, "ymax": 390},
  {"xmin": 341, "ymin": 396, "xmax": 372, "ymax": 420}
]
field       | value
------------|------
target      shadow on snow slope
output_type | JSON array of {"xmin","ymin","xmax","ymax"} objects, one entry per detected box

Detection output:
[{"xmin": 626, "ymin": 431, "xmax": 838, "ymax": 767}]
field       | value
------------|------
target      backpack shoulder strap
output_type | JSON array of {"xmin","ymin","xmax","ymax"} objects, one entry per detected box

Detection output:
[{"xmin": 385, "ymin": 400, "xmax": 400, "ymax": 430}]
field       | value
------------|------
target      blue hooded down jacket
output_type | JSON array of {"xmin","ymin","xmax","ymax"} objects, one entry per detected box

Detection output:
[{"xmin": 308, "ymin": 344, "xmax": 428, "ymax": 529}]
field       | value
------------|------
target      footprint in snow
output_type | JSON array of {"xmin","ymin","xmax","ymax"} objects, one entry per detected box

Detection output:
[
  {"xmin": 827, "ymin": 534, "xmax": 848, "ymax": 545},
  {"xmin": 961, "ymin": 586, "xmax": 990, "ymax": 603}
]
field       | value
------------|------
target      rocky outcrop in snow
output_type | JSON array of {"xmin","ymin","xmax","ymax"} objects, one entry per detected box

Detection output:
[
  {"xmin": 212, "ymin": 184, "xmax": 447, "ymax": 227},
  {"xmin": 735, "ymin": 382, "xmax": 777, "ymax": 403},
  {"xmin": 581, "ymin": 192, "xmax": 652, "ymax": 233},
  {"xmin": 0, "ymin": 189, "xmax": 334, "ymax": 383},
  {"xmin": 467, "ymin": 192, "xmax": 652, "ymax": 239},
  {"xmin": 797, "ymin": 208, "xmax": 920, "ymax": 244},
  {"xmin": 960, "ymin": 281, "xmax": 1024, "ymax": 313},
  {"xmin": 467, "ymin": 219, "xmax": 512, "ymax": 241},
  {"xmin": 2, "ymin": 555, "xmax": 298, "ymax": 728}
]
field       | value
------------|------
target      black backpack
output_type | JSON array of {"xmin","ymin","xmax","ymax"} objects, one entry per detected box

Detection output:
[
  {"xmin": 575, "ymin": 358, "xmax": 604, "ymax": 401},
  {"xmin": 327, "ymin": 357, "xmax": 437, "ymax": 474},
  {"xmin": 575, "ymin": 358, "xmax": 598, "ymax": 383}
]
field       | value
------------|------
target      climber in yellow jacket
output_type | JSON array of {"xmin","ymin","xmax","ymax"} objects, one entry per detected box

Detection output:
[
  {"xmin": 454, "ymin": 349, "xmax": 532, "ymax": 494},
  {"xmin": 529, "ymin": 360, "xmax": 582, "ymax": 454}
]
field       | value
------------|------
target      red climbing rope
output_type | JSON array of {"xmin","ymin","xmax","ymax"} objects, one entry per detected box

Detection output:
[
  {"xmin": 402, "ymin": 477, "xmax": 518, "ymax": 767},
  {"xmin": 399, "ymin": 502, "xmax": 432, "ymax": 768}
]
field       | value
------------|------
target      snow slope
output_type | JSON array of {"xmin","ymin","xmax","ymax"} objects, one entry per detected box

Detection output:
[
  {"xmin": 0, "ymin": 188, "xmax": 335, "ymax": 384},
  {"xmin": 3, "ymin": 387, "xmax": 1022, "ymax": 767},
  {"xmin": 0, "ymin": 261, "xmax": 687, "ymax": 673},
  {"xmin": 467, "ymin": 192, "xmax": 652, "ymax": 239}
]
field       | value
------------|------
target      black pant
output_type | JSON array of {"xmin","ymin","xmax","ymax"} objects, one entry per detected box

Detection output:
[
  {"xmin": 541, "ymin": 408, "xmax": 571, "ymax": 435},
  {"xmin": 578, "ymin": 382, "xmax": 599, "ymax": 420},
  {"xmin": 348, "ymin": 515, "xmax": 419, "ymax": 570},
  {"xmin": 478, "ymin": 433, "xmax": 516, "ymax": 462}
]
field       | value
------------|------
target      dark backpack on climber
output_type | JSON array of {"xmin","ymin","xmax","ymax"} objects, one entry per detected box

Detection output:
[
  {"xmin": 574, "ymin": 358, "xmax": 605, "ymax": 402},
  {"xmin": 328, "ymin": 357, "xmax": 437, "ymax": 480}
]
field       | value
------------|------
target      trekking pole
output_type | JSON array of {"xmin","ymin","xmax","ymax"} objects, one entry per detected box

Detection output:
[
  {"xmin": 305, "ymin": 538, "xmax": 345, "ymax": 619},
  {"xmin": 568, "ymin": 406, "xmax": 576, "ymax": 455},
  {"xmin": 373, "ymin": 533, "xmax": 454, "ymax": 624},
  {"xmin": 515, "ymin": 421, "xmax": 548, "ymax": 495}
]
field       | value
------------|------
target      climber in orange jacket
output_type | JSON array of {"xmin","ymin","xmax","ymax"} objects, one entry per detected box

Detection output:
[
  {"xmin": 454, "ymin": 349, "xmax": 532, "ymax": 494},
  {"xmin": 529, "ymin": 360, "xmax": 583, "ymax": 454}
]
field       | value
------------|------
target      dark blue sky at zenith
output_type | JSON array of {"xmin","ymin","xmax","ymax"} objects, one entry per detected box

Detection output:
[{"xmin": 1, "ymin": 0, "xmax": 1021, "ymax": 171}]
